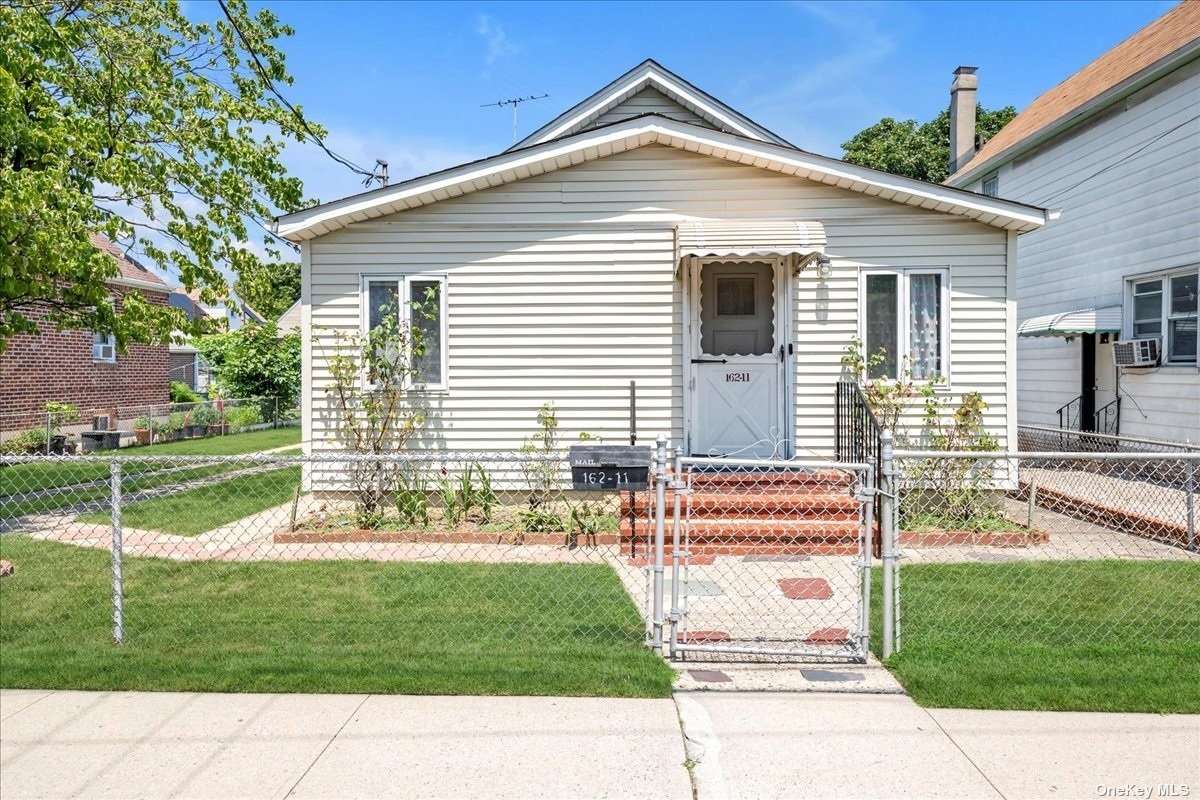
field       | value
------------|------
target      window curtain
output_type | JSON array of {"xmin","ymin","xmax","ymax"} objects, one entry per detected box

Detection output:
[{"xmin": 909, "ymin": 274, "xmax": 941, "ymax": 380}]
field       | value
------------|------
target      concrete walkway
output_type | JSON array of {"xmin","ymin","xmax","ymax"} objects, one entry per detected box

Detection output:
[{"xmin": 3, "ymin": 689, "xmax": 1197, "ymax": 800}]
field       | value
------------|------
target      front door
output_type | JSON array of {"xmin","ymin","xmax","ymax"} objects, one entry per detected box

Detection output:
[{"xmin": 690, "ymin": 260, "xmax": 788, "ymax": 458}]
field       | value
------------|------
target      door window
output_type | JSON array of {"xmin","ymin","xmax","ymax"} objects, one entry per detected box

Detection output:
[{"xmin": 699, "ymin": 262, "xmax": 775, "ymax": 356}]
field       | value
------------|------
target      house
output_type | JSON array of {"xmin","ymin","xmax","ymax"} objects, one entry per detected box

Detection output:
[
  {"xmin": 945, "ymin": 2, "xmax": 1199, "ymax": 444},
  {"xmin": 277, "ymin": 59, "xmax": 1048, "ymax": 467},
  {"xmin": 0, "ymin": 234, "xmax": 171, "ymax": 428},
  {"xmin": 276, "ymin": 299, "xmax": 301, "ymax": 335},
  {"xmin": 167, "ymin": 287, "xmax": 267, "ymax": 393}
]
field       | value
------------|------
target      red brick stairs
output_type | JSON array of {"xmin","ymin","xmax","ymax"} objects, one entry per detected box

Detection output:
[{"xmin": 620, "ymin": 468, "xmax": 864, "ymax": 558}]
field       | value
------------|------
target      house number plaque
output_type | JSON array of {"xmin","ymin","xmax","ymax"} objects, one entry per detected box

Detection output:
[
  {"xmin": 569, "ymin": 445, "xmax": 652, "ymax": 491},
  {"xmin": 726, "ymin": 371, "xmax": 751, "ymax": 382}
]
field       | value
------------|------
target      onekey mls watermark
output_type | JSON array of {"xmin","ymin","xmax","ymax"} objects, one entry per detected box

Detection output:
[{"xmin": 1096, "ymin": 786, "xmax": 1190, "ymax": 798}]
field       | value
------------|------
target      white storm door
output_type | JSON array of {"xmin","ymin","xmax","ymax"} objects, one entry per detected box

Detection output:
[{"xmin": 691, "ymin": 260, "xmax": 783, "ymax": 458}]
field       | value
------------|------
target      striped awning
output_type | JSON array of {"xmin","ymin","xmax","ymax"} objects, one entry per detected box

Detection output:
[
  {"xmin": 677, "ymin": 220, "xmax": 826, "ymax": 260},
  {"xmin": 1018, "ymin": 306, "xmax": 1122, "ymax": 338}
]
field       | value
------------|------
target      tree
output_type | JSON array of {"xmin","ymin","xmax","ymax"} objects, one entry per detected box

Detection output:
[
  {"xmin": 0, "ymin": 0, "xmax": 331, "ymax": 350},
  {"xmin": 195, "ymin": 321, "xmax": 300, "ymax": 407},
  {"xmin": 235, "ymin": 258, "xmax": 300, "ymax": 320},
  {"xmin": 840, "ymin": 105, "xmax": 1017, "ymax": 184}
]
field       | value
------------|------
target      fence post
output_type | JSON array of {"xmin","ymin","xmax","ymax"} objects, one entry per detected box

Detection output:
[
  {"xmin": 110, "ymin": 460, "xmax": 124, "ymax": 644},
  {"xmin": 880, "ymin": 432, "xmax": 896, "ymax": 659},
  {"xmin": 1186, "ymin": 454, "xmax": 1196, "ymax": 553},
  {"xmin": 274, "ymin": 397, "xmax": 279, "ymax": 429},
  {"xmin": 668, "ymin": 446, "xmax": 684, "ymax": 660},
  {"xmin": 45, "ymin": 412, "xmax": 52, "ymax": 455},
  {"xmin": 651, "ymin": 434, "xmax": 667, "ymax": 656}
]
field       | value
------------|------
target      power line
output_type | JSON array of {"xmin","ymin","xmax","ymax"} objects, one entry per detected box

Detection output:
[
  {"xmin": 481, "ymin": 94, "xmax": 550, "ymax": 144},
  {"xmin": 1037, "ymin": 112, "xmax": 1200, "ymax": 206},
  {"xmin": 215, "ymin": 0, "xmax": 379, "ymax": 184}
]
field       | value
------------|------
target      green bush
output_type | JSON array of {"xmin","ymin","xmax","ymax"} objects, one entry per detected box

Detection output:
[
  {"xmin": 133, "ymin": 415, "xmax": 153, "ymax": 431},
  {"xmin": 164, "ymin": 412, "xmax": 185, "ymax": 433},
  {"xmin": 225, "ymin": 405, "xmax": 262, "ymax": 432},
  {"xmin": 0, "ymin": 428, "xmax": 49, "ymax": 455},
  {"xmin": 192, "ymin": 405, "xmax": 218, "ymax": 427},
  {"xmin": 170, "ymin": 381, "xmax": 202, "ymax": 404}
]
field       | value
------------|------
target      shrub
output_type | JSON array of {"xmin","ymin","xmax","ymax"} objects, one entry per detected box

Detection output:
[
  {"xmin": 133, "ymin": 415, "xmax": 153, "ymax": 431},
  {"xmin": 0, "ymin": 428, "xmax": 49, "ymax": 455},
  {"xmin": 192, "ymin": 405, "xmax": 218, "ymax": 427},
  {"xmin": 225, "ymin": 405, "xmax": 262, "ymax": 432},
  {"xmin": 170, "ymin": 381, "xmax": 202, "ymax": 404},
  {"xmin": 396, "ymin": 472, "xmax": 430, "ymax": 528}
]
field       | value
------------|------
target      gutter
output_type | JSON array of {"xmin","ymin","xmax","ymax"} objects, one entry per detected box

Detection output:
[{"xmin": 949, "ymin": 38, "xmax": 1200, "ymax": 187}]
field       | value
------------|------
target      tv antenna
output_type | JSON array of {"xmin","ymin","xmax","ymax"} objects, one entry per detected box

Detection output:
[{"xmin": 481, "ymin": 94, "xmax": 549, "ymax": 144}]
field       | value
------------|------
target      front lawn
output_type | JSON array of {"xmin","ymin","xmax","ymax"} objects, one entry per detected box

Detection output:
[
  {"xmin": 871, "ymin": 560, "xmax": 1200, "ymax": 713},
  {"xmin": 77, "ymin": 465, "xmax": 301, "ymax": 535},
  {"xmin": 132, "ymin": 426, "xmax": 299, "ymax": 455},
  {"xmin": 0, "ymin": 536, "xmax": 672, "ymax": 697}
]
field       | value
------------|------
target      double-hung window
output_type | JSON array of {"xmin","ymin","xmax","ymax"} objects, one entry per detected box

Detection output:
[
  {"xmin": 860, "ymin": 268, "xmax": 950, "ymax": 381},
  {"xmin": 361, "ymin": 274, "xmax": 447, "ymax": 388},
  {"xmin": 1128, "ymin": 267, "xmax": 1199, "ymax": 365}
]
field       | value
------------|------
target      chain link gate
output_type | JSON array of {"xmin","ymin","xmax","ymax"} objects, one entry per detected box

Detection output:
[{"xmin": 643, "ymin": 438, "xmax": 875, "ymax": 661}]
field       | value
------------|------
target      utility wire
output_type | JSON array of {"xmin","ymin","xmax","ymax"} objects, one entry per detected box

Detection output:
[
  {"xmin": 215, "ymin": 0, "xmax": 377, "ymax": 182},
  {"xmin": 1037, "ymin": 112, "xmax": 1200, "ymax": 206}
]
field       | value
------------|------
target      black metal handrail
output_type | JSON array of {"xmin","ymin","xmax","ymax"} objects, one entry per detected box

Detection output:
[
  {"xmin": 1057, "ymin": 395, "xmax": 1082, "ymax": 432},
  {"xmin": 1094, "ymin": 397, "xmax": 1121, "ymax": 436},
  {"xmin": 836, "ymin": 380, "xmax": 885, "ymax": 555}
]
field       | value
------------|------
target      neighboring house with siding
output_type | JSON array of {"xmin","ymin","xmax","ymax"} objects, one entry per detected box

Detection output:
[
  {"xmin": 946, "ymin": 1, "xmax": 1200, "ymax": 444},
  {"xmin": 276, "ymin": 59, "xmax": 1048, "ymax": 472},
  {"xmin": 0, "ymin": 234, "xmax": 171, "ymax": 429}
]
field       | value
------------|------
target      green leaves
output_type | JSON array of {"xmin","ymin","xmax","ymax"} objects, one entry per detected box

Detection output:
[
  {"xmin": 840, "ymin": 105, "xmax": 1017, "ymax": 184},
  {"xmin": 194, "ymin": 321, "xmax": 300, "ymax": 406},
  {"xmin": 1, "ymin": 0, "xmax": 318, "ymax": 350}
]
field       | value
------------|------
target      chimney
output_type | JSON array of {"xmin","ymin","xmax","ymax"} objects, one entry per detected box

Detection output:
[{"xmin": 949, "ymin": 66, "xmax": 978, "ymax": 175}]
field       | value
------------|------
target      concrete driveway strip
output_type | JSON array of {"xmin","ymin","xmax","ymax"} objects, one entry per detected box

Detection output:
[
  {"xmin": 286, "ymin": 694, "xmax": 692, "ymax": 800},
  {"xmin": 0, "ymin": 690, "xmax": 365, "ymax": 800},
  {"xmin": 0, "ymin": 691, "xmax": 55, "ymax": 722},
  {"xmin": 926, "ymin": 708, "xmax": 1200, "ymax": 800},
  {"xmin": 679, "ymin": 691, "xmax": 1003, "ymax": 800}
]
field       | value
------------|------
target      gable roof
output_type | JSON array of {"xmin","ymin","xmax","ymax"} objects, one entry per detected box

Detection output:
[
  {"xmin": 948, "ymin": 1, "xmax": 1200, "ymax": 186},
  {"xmin": 90, "ymin": 233, "xmax": 169, "ymax": 290},
  {"xmin": 276, "ymin": 114, "xmax": 1047, "ymax": 242},
  {"xmin": 508, "ymin": 59, "xmax": 792, "ymax": 151}
]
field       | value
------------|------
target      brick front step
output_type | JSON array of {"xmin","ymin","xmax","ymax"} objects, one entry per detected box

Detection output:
[
  {"xmin": 684, "ymin": 469, "xmax": 856, "ymax": 490},
  {"xmin": 620, "ymin": 492, "xmax": 859, "ymax": 519}
]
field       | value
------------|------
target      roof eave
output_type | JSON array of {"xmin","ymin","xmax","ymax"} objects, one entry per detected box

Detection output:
[
  {"xmin": 277, "ymin": 117, "xmax": 1047, "ymax": 241},
  {"xmin": 949, "ymin": 38, "xmax": 1200, "ymax": 187}
]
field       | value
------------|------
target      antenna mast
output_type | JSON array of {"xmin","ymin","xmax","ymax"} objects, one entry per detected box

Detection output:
[{"xmin": 481, "ymin": 94, "xmax": 549, "ymax": 144}]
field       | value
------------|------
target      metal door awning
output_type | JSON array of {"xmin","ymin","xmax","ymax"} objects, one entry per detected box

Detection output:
[
  {"xmin": 677, "ymin": 220, "xmax": 827, "ymax": 270},
  {"xmin": 1018, "ymin": 306, "xmax": 1122, "ymax": 338}
]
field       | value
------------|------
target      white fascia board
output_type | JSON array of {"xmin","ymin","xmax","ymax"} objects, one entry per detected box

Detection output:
[
  {"xmin": 107, "ymin": 276, "xmax": 170, "ymax": 293},
  {"xmin": 277, "ymin": 117, "xmax": 1047, "ymax": 240},
  {"xmin": 529, "ymin": 68, "xmax": 766, "ymax": 145}
]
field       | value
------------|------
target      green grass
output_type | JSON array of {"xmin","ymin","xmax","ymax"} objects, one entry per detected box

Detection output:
[
  {"xmin": 899, "ymin": 511, "xmax": 1028, "ymax": 533},
  {"xmin": 131, "ymin": 426, "xmax": 299, "ymax": 455},
  {"xmin": 78, "ymin": 466, "xmax": 302, "ymax": 535},
  {"xmin": 0, "ymin": 428, "xmax": 302, "ymax": 520},
  {"xmin": 871, "ymin": 561, "xmax": 1200, "ymax": 713},
  {"xmin": 0, "ymin": 536, "xmax": 673, "ymax": 697}
]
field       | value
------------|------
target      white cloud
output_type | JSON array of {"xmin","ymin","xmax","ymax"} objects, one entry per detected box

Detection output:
[{"xmin": 475, "ymin": 14, "xmax": 518, "ymax": 66}]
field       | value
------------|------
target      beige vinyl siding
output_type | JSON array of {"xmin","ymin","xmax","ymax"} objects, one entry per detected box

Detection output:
[
  {"xmin": 982, "ymin": 57, "xmax": 1200, "ymax": 442},
  {"xmin": 307, "ymin": 145, "xmax": 1012, "ymax": 463},
  {"xmin": 585, "ymin": 86, "xmax": 712, "ymax": 130}
]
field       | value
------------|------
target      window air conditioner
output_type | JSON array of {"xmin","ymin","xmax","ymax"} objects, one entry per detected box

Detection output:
[{"xmin": 1112, "ymin": 337, "xmax": 1160, "ymax": 367}]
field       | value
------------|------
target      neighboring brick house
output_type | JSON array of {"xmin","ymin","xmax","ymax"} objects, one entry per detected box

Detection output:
[{"xmin": 0, "ymin": 234, "xmax": 171, "ymax": 430}]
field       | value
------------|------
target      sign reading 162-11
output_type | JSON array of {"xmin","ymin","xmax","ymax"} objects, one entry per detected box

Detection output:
[{"xmin": 569, "ymin": 445, "xmax": 652, "ymax": 492}]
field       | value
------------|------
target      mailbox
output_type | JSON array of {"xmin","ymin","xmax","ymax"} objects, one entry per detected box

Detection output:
[{"xmin": 569, "ymin": 444, "xmax": 652, "ymax": 491}]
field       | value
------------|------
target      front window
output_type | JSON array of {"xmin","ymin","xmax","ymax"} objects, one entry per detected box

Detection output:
[
  {"xmin": 981, "ymin": 173, "xmax": 999, "ymax": 198},
  {"xmin": 861, "ymin": 268, "xmax": 949, "ymax": 381},
  {"xmin": 1128, "ymin": 267, "xmax": 1198, "ymax": 365},
  {"xmin": 362, "ymin": 274, "xmax": 447, "ymax": 388}
]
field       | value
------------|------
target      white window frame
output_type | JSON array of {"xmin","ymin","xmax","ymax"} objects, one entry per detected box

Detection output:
[
  {"xmin": 92, "ymin": 296, "xmax": 117, "ymax": 363},
  {"xmin": 858, "ymin": 267, "xmax": 952, "ymax": 384},
  {"xmin": 359, "ymin": 273, "xmax": 449, "ymax": 390},
  {"xmin": 1125, "ymin": 265, "xmax": 1199, "ymax": 367},
  {"xmin": 981, "ymin": 173, "xmax": 1000, "ymax": 198}
]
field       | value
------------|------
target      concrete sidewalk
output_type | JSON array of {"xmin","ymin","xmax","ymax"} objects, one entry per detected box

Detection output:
[{"xmin": 2, "ymin": 689, "xmax": 1197, "ymax": 800}]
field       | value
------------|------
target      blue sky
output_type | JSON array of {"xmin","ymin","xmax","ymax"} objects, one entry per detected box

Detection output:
[{"xmin": 271, "ymin": 0, "xmax": 1177, "ymax": 207}]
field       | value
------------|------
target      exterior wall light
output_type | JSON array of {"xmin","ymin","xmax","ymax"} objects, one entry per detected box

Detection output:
[{"xmin": 815, "ymin": 255, "xmax": 833, "ymax": 280}]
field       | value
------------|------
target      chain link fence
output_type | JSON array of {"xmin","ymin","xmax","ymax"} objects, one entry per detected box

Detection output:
[
  {"xmin": 883, "ymin": 445, "xmax": 1199, "ymax": 657},
  {"xmin": 0, "ymin": 451, "xmax": 655, "ymax": 671},
  {"xmin": 0, "ymin": 396, "xmax": 300, "ymax": 455}
]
